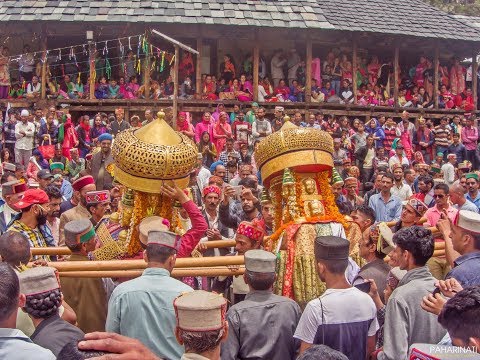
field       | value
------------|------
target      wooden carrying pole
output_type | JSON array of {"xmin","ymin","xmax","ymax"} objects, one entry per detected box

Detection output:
[
  {"xmin": 59, "ymin": 266, "xmax": 245, "ymax": 279},
  {"xmin": 42, "ymin": 254, "xmax": 244, "ymax": 272},
  {"xmin": 31, "ymin": 239, "xmax": 236, "ymax": 257}
]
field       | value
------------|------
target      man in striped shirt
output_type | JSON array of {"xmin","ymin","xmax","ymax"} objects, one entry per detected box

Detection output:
[{"xmin": 433, "ymin": 116, "xmax": 452, "ymax": 160}]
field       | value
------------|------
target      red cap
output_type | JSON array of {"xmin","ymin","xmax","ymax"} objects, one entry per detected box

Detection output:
[
  {"xmin": 72, "ymin": 175, "xmax": 95, "ymax": 191},
  {"xmin": 14, "ymin": 189, "xmax": 49, "ymax": 209}
]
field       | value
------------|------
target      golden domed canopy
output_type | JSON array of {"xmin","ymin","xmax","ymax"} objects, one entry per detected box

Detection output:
[
  {"xmin": 112, "ymin": 110, "xmax": 197, "ymax": 193},
  {"xmin": 255, "ymin": 121, "xmax": 334, "ymax": 187}
]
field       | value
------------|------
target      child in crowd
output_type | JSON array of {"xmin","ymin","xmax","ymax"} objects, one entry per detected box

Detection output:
[
  {"xmin": 95, "ymin": 76, "xmax": 109, "ymax": 99},
  {"xmin": 108, "ymin": 78, "xmax": 123, "ymax": 99}
]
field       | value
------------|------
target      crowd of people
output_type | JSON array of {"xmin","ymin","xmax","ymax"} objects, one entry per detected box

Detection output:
[
  {"xmin": 0, "ymin": 44, "xmax": 477, "ymax": 110},
  {"xmin": 0, "ymin": 102, "xmax": 479, "ymax": 359}
]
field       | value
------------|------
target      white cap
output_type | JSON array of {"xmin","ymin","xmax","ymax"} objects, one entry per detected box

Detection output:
[
  {"xmin": 21, "ymin": 109, "xmax": 29, "ymax": 117},
  {"xmin": 455, "ymin": 210, "xmax": 480, "ymax": 234}
]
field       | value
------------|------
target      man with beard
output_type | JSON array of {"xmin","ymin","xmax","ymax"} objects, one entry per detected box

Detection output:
[
  {"xmin": 220, "ymin": 180, "xmax": 261, "ymax": 232},
  {"xmin": 391, "ymin": 198, "xmax": 428, "ymax": 233},
  {"xmin": 58, "ymin": 176, "xmax": 96, "ymax": 246},
  {"xmin": 7, "ymin": 189, "xmax": 51, "ymax": 260},
  {"xmin": 201, "ymin": 185, "xmax": 231, "ymax": 257},
  {"xmin": 36, "ymin": 170, "xmax": 53, "ymax": 191},
  {"xmin": 212, "ymin": 220, "xmax": 264, "ymax": 304},
  {"xmin": 44, "ymin": 185, "xmax": 62, "ymax": 246},
  {"xmin": 50, "ymin": 143, "xmax": 69, "ymax": 171},
  {"xmin": 84, "ymin": 190, "xmax": 111, "ymax": 228},
  {"xmin": 0, "ymin": 180, "xmax": 27, "ymax": 234},
  {"xmin": 89, "ymin": 133, "xmax": 114, "ymax": 191},
  {"xmin": 252, "ymin": 107, "xmax": 272, "ymax": 142},
  {"xmin": 391, "ymin": 164, "xmax": 412, "ymax": 201},
  {"xmin": 258, "ymin": 189, "xmax": 274, "ymax": 235},
  {"xmin": 413, "ymin": 175, "xmax": 435, "ymax": 208},
  {"xmin": 368, "ymin": 173, "xmax": 402, "ymax": 222},
  {"xmin": 466, "ymin": 173, "xmax": 480, "ymax": 211}
]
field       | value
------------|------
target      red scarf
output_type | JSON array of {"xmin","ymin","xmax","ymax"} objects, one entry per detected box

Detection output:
[{"xmin": 80, "ymin": 122, "xmax": 91, "ymax": 142}]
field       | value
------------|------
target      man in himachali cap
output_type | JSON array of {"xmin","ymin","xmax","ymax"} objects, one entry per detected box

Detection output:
[
  {"xmin": 221, "ymin": 249, "xmax": 302, "ymax": 360},
  {"xmin": 435, "ymin": 210, "xmax": 480, "ymax": 287},
  {"xmin": 174, "ymin": 290, "xmax": 228, "ymax": 358},
  {"xmin": 60, "ymin": 219, "xmax": 108, "ymax": 334},
  {"xmin": 18, "ymin": 266, "xmax": 86, "ymax": 356}
]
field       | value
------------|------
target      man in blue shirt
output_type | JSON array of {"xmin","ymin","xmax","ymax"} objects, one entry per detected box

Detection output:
[
  {"xmin": 0, "ymin": 263, "xmax": 55, "ymax": 359},
  {"xmin": 368, "ymin": 173, "xmax": 402, "ymax": 222},
  {"xmin": 106, "ymin": 228, "xmax": 193, "ymax": 360},
  {"xmin": 466, "ymin": 173, "xmax": 480, "ymax": 211},
  {"xmin": 437, "ymin": 210, "xmax": 480, "ymax": 287}
]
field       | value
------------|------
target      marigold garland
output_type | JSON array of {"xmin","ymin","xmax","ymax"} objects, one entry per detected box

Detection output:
[{"xmin": 269, "ymin": 170, "xmax": 346, "ymax": 251}]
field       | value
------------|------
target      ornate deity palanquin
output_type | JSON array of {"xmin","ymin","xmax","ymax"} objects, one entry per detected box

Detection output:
[
  {"xmin": 108, "ymin": 109, "xmax": 198, "ymax": 256},
  {"xmin": 257, "ymin": 118, "xmax": 358, "ymax": 307}
]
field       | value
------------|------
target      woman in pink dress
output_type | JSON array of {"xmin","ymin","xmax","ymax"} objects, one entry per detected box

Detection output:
[
  {"xmin": 194, "ymin": 112, "xmax": 213, "ymax": 143},
  {"xmin": 236, "ymin": 74, "xmax": 253, "ymax": 102},
  {"xmin": 213, "ymin": 112, "xmax": 232, "ymax": 155},
  {"xmin": 62, "ymin": 115, "xmax": 78, "ymax": 159}
]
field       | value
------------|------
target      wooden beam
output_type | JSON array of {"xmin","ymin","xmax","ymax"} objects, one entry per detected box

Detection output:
[
  {"xmin": 89, "ymin": 41, "xmax": 95, "ymax": 100},
  {"xmin": 434, "ymin": 42, "xmax": 440, "ymax": 109},
  {"xmin": 151, "ymin": 29, "xmax": 199, "ymax": 55},
  {"xmin": 352, "ymin": 39, "xmax": 358, "ymax": 105},
  {"xmin": 305, "ymin": 39, "xmax": 312, "ymax": 102},
  {"xmin": 195, "ymin": 37, "xmax": 202, "ymax": 95},
  {"xmin": 40, "ymin": 28, "xmax": 47, "ymax": 100},
  {"xmin": 253, "ymin": 30, "xmax": 259, "ymax": 102},
  {"xmin": 393, "ymin": 44, "xmax": 399, "ymax": 108},
  {"xmin": 173, "ymin": 45, "xmax": 180, "ymax": 129},
  {"xmin": 473, "ymin": 51, "xmax": 478, "ymax": 111}
]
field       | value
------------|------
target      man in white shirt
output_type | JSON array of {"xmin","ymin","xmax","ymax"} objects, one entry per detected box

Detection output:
[
  {"xmin": 388, "ymin": 143, "xmax": 409, "ymax": 170},
  {"xmin": 441, "ymin": 153, "xmax": 456, "ymax": 187},
  {"xmin": 14, "ymin": 109, "xmax": 35, "ymax": 166},
  {"xmin": 252, "ymin": 108, "xmax": 272, "ymax": 142},
  {"xmin": 294, "ymin": 236, "xmax": 378, "ymax": 360},
  {"xmin": 391, "ymin": 164, "xmax": 413, "ymax": 201}
]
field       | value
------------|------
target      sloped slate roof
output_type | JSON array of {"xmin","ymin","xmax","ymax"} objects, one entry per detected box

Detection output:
[
  {"xmin": 316, "ymin": 0, "xmax": 480, "ymax": 41},
  {"xmin": 1, "ymin": 0, "xmax": 480, "ymax": 42},
  {"xmin": 0, "ymin": 0, "xmax": 333, "ymax": 29},
  {"xmin": 454, "ymin": 15, "xmax": 480, "ymax": 29}
]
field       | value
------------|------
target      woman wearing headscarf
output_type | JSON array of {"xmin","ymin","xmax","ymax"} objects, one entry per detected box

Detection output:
[
  {"xmin": 365, "ymin": 118, "xmax": 385, "ymax": 148},
  {"xmin": 59, "ymin": 115, "xmax": 78, "ymax": 160},
  {"xmin": 27, "ymin": 149, "xmax": 49, "ymax": 182},
  {"xmin": 213, "ymin": 112, "xmax": 232, "ymax": 154},
  {"xmin": 194, "ymin": 112, "xmax": 213, "ymax": 143},
  {"xmin": 176, "ymin": 111, "xmax": 194, "ymax": 140}
]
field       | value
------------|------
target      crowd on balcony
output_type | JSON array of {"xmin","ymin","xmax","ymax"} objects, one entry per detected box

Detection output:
[{"xmin": 0, "ymin": 44, "xmax": 476, "ymax": 111}]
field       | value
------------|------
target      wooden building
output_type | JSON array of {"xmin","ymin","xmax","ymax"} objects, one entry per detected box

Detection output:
[{"xmin": 1, "ymin": 0, "xmax": 480, "ymax": 121}]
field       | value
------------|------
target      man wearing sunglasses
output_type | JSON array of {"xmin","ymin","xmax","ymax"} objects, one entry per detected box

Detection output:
[
  {"xmin": 424, "ymin": 183, "xmax": 458, "ymax": 280},
  {"xmin": 6, "ymin": 189, "xmax": 51, "ymax": 261}
]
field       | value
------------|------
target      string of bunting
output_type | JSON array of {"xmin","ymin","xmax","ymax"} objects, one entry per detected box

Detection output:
[{"xmin": 6, "ymin": 33, "xmax": 176, "ymax": 69}]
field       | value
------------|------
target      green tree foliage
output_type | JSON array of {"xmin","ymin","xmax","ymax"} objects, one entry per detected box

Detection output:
[{"xmin": 425, "ymin": 0, "xmax": 480, "ymax": 15}]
